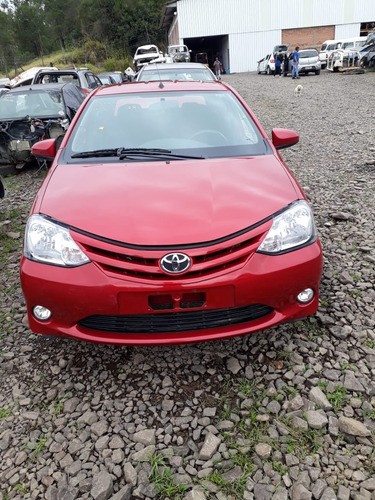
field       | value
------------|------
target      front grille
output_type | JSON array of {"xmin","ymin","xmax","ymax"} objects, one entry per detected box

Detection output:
[
  {"xmin": 78, "ymin": 304, "xmax": 274, "ymax": 334},
  {"xmin": 75, "ymin": 229, "xmax": 266, "ymax": 281}
]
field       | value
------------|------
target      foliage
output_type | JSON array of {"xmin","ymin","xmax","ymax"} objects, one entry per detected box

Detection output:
[{"xmin": 0, "ymin": 0, "xmax": 166, "ymax": 76}]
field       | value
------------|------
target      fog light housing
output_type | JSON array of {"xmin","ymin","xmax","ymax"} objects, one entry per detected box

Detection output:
[
  {"xmin": 33, "ymin": 305, "xmax": 52, "ymax": 321},
  {"xmin": 297, "ymin": 288, "xmax": 314, "ymax": 304}
]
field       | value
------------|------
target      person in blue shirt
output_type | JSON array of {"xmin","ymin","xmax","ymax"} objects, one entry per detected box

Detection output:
[{"xmin": 292, "ymin": 46, "xmax": 300, "ymax": 79}]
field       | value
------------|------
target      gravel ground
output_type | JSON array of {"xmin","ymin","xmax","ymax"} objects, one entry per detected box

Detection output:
[{"xmin": 0, "ymin": 70, "xmax": 374, "ymax": 500}]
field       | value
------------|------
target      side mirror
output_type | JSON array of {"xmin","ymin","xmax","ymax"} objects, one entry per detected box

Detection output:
[
  {"xmin": 272, "ymin": 128, "xmax": 299, "ymax": 149},
  {"xmin": 31, "ymin": 138, "xmax": 57, "ymax": 160}
]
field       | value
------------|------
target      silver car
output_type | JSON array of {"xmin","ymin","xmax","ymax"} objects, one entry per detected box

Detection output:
[
  {"xmin": 135, "ymin": 62, "xmax": 217, "ymax": 82},
  {"xmin": 286, "ymin": 49, "xmax": 321, "ymax": 75}
]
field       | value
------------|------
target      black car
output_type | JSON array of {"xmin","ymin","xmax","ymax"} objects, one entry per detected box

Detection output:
[{"xmin": 0, "ymin": 83, "xmax": 86, "ymax": 170}]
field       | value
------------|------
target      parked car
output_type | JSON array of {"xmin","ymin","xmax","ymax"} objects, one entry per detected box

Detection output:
[
  {"xmin": 9, "ymin": 66, "xmax": 58, "ymax": 88},
  {"xmin": 359, "ymin": 42, "xmax": 375, "ymax": 67},
  {"xmin": 258, "ymin": 45, "xmax": 289, "ymax": 75},
  {"xmin": 285, "ymin": 49, "xmax": 321, "ymax": 75},
  {"xmin": 327, "ymin": 48, "xmax": 361, "ymax": 71},
  {"xmin": 272, "ymin": 44, "xmax": 289, "ymax": 54},
  {"xmin": 97, "ymin": 73, "xmax": 117, "ymax": 85},
  {"xmin": 21, "ymin": 79, "xmax": 322, "ymax": 345},
  {"xmin": 167, "ymin": 44, "xmax": 191, "ymax": 62},
  {"xmin": 340, "ymin": 37, "xmax": 367, "ymax": 50},
  {"xmin": 257, "ymin": 54, "xmax": 275, "ymax": 74},
  {"xmin": 98, "ymin": 71, "xmax": 126, "ymax": 84},
  {"xmin": 319, "ymin": 40, "xmax": 342, "ymax": 69},
  {"xmin": 0, "ymin": 84, "xmax": 10, "ymax": 97},
  {"xmin": 133, "ymin": 45, "xmax": 164, "ymax": 70},
  {"xmin": 135, "ymin": 62, "xmax": 217, "ymax": 82},
  {"xmin": 0, "ymin": 83, "xmax": 86, "ymax": 169},
  {"xmin": 32, "ymin": 68, "xmax": 102, "ymax": 94}
]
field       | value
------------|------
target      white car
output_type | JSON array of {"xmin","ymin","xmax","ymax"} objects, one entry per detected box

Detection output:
[
  {"xmin": 319, "ymin": 40, "xmax": 340, "ymax": 69},
  {"xmin": 133, "ymin": 45, "xmax": 164, "ymax": 70},
  {"xmin": 9, "ymin": 66, "xmax": 58, "ymax": 88},
  {"xmin": 167, "ymin": 44, "xmax": 191, "ymax": 63},
  {"xmin": 257, "ymin": 54, "xmax": 275, "ymax": 75}
]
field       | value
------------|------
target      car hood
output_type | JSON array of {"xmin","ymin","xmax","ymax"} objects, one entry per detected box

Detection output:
[{"xmin": 38, "ymin": 156, "xmax": 300, "ymax": 246}]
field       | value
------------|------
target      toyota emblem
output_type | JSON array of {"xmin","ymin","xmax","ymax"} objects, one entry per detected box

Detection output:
[{"xmin": 160, "ymin": 253, "xmax": 191, "ymax": 274}]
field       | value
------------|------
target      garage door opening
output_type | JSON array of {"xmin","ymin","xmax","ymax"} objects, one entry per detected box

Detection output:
[{"xmin": 184, "ymin": 35, "xmax": 229, "ymax": 74}]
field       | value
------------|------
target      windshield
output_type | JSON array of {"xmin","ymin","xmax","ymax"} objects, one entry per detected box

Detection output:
[
  {"xmin": 67, "ymin": 90, "xmax": 267, "ymax": 161},
  {"xmin": 139, "ymin": 68, "xmax": 215, "ymax": 82},
  {"xmin": 169, "ymin": 46, "xmax": 188, "ymax": 54},
  {"xmin": 137, "ymin": 47, "xmax": 158, "ymax": 55},
  {"xmin": 0, "ymin": 90, "xmax": 65, "ymax": 119},
  {"xmin": 299, "ymin": 50, "xmax": 318, "ymax": 58}
]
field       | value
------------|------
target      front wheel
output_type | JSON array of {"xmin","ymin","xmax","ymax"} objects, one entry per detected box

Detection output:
[
  {"xmin": 315, "ymin": 70, "xmax": 321, "ymax": 75},
  {"xmin": 267, "ymin": 66, "xmax": 271, "ymax": 75}
]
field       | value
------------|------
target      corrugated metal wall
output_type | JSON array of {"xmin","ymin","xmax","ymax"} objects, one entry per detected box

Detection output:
[
  {"xmin": 229, "ymin": 30, "xmax": 281, "ymax": 74},
  {"xmin": 175, "ymin": 0, "xmax": 375, "ymax": 72},
  {"xmin": 335, "ymin": 23, "xmax": 362, "ymax": 39}
]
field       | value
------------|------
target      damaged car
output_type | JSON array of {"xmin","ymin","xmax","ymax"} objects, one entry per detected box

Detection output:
[
  {"xmin": 133, "ymin": 44, "xmax": 164, "ymax": 70},
  {"xmin": 0, "ymin": 83, "xmax": 85, "ymax": 170}
]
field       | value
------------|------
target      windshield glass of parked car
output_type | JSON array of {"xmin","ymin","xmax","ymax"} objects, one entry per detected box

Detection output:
[
  {"xmin": 139, "ymin": 68, "xmax": 215, "ymax": 82},
  {"xmin": 66, "ymin": 90, "xmax": 267, "ymax": 160},
  {"xmin": 299, "ymin": 50, "xmax": 318, "ymax": 58},
  {"xmin": 0, "ymin": 90, "xmax": 65, "ymax": 119}
]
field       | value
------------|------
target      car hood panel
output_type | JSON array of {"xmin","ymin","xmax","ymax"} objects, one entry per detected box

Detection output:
[{"xmin": 39, "ymin": 156, "xmax": 300, "ymax": 246}]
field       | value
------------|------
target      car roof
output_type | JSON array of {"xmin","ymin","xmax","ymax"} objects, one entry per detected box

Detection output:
[
  {"xmin": 92, "ymin": 80, "xmax": 226, "ymax": 96},
  {"xmin": 7, "ymin": 83, "xmax": 77, "ymax": 94},
  {"xmin": 136, "ymin": 44, "xmax": 158, "ymax": 50},
  {"xmin": 35, "ymin": 69, "xmax": 88, "ymax": 75},
  {"xmin": 141, "ymin": 62, "xmax": 209, "ymax": 71}
]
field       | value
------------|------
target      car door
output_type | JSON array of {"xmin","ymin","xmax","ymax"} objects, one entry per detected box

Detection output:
[{"xmin": 85, "ymin": 72, "xmax": 101, "ymax": 91}]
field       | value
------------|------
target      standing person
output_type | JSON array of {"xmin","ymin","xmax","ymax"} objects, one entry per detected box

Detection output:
[
  {"xmin": 213, "ymin": 57, "xmax": 222, "ymax": 79},
  {"xmin": 283, "ymin": 51, "xmax": 289, "ymax": 76},
  {"xmin": 292, "ymin": 46, "xmax": 300, "ymax": 79},
  {"xmin": 274, "ymin": 51, "xmax": 283, "ymax": 77}
]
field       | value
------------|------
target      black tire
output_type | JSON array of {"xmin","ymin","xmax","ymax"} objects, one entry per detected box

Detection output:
[
  {"xmin": 267, "ymin": 66, "xmax": 271, "ymax": 75},
  {"xmin": 315, "ymin": 70, "xmax": 321, "ymax": 75}
]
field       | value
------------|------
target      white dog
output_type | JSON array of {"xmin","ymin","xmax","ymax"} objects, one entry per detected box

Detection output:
[{"xmin": 294, "ymin": 84, "xmax": 303, "ymax": 97}]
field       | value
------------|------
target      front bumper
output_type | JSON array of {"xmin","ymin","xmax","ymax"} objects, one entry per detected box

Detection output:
[{"xmin": 20, "ymin": 241, "xmax": 322, "ymax": 345}]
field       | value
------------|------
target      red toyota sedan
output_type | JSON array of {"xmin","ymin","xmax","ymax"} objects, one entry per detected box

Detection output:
[{"xmin": 20, "ymin": 80, "xmax": 322, "ymax": 345}]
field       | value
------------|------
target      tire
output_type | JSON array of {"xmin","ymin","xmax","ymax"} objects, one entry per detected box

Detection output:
[
  {"xmin": 315, "ymin": 70, "xmax": 321, "ymax": 75},
  {"xmin": 267, "ymin": 66, "xmax": 271, "ymax": 75},
  {"xmin": 321, "ymin": 64, "xmax": 326, "ymax": 70}
]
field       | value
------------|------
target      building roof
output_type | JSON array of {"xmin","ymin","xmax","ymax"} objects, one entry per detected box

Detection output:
[{"xmin": 160, "ymin": 0, "xmax": 179, "ymax": 30}]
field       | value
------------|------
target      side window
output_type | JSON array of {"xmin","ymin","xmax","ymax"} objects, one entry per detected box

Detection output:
[
  {"xmin": 86, "ymin": 73, "xmax": 99, "ymax": 89},
  {"xmin": 93, "ymin": 75, "xmax": 102, "ymax": 87}
]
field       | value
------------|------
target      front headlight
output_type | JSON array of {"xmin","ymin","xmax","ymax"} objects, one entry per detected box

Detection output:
[
  {"xmin": 257, "ymin": 200, "xmax": 316, "ymax": 254},
  {"xmin": 24, "ymin": 214, "xmax": 90, "ymax": 267}
]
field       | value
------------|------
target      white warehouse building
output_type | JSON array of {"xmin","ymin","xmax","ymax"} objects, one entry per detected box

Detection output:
[{"xmin": 161, "ymin": 0, "xmax": 375, "ymax": 73}]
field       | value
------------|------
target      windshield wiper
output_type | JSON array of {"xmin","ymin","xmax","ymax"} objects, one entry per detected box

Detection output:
[
  {"xmin": 71, "ymin": 147, "xmax": 204, "ymax": 160},
  {"xmin": 118, "ymin": 148, "xmax": 205, "ymax": 160},
  {"xmin": 71, "ymin": 148, "xmax": 120, "ymax": 158}
]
